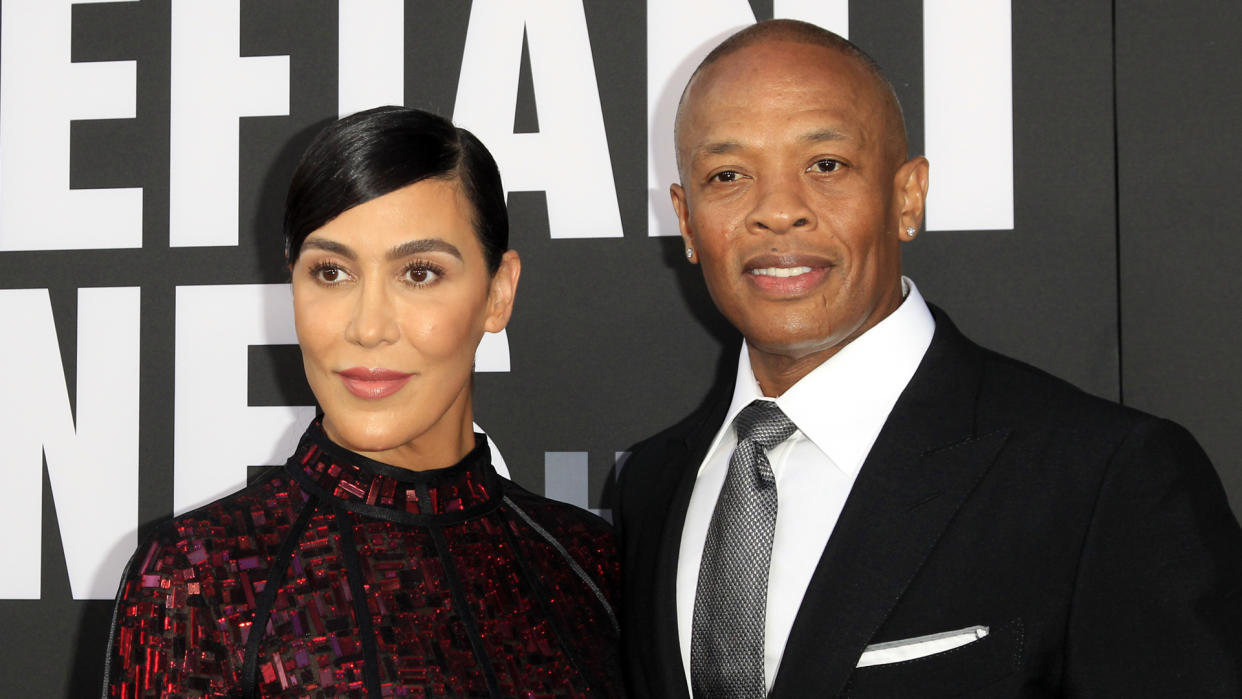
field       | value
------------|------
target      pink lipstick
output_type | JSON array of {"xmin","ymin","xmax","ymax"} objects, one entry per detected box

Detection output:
[{"xmin": 338, "ymin": 367, "xmax": 413, "ymax": 400}]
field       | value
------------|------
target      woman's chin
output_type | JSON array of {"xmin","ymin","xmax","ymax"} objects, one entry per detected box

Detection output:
[
  {"xmin": 322, "ymin": 415, "xmax": 417, "ymax": 456},
  {"xmin": 342, "ymin": 436, "xmax": 404, "ymax": 456}
]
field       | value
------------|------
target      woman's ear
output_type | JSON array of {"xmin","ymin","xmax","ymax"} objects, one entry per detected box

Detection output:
[{"xmin": 484, "ymin": 250, "xmax": 521, "ymax": 333}]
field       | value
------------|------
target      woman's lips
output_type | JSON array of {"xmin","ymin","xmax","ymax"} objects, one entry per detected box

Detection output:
[
  {"xmin": 337, "ymin": 367, "xmax": 413, "ymax": 400},
  {"xmin": 744, "ymin": 253, "xmax": 832, "ymax": 296}
]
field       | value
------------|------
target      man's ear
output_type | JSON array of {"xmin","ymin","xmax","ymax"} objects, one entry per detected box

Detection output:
[
  {"xmin": 895, "ymin": 156, "xmax": 930, "ymax": 237},
  {"xmin": 483, "ymin": 250, "xmax": 521, "ymax": 333},
  {"xmin": 670, "ymin": 183, "xmax": 698, "ymax": 263}
]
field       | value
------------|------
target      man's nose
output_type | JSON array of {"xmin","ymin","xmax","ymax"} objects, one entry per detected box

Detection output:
[
  {"xmin": 745, "ymin": 175, "xmax": 816, "ymax": 234},
  {"xmin": 344, "ymin": 279, "xmax": 400, "ymax": 347}
]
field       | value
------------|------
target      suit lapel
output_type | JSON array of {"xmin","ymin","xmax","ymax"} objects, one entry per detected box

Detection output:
[
  {"xmin": 646, "ymin": 391, "xmax": 732, "ymax": 699},
  {"xmin": 770, "ymin": 311, "xmax": 1010, "ymax": 698}
]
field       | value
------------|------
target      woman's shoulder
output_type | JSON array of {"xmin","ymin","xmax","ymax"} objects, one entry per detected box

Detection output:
[
  {"xmin": 147, "ymin": 467, "xmax": 295, "ymax": 544},
  {"xmin": 119, "ymin": 468, "xmax": 304, "ymax": 593},
  {"xmin": 499, "ymin": 477, "xmax": 615, "ymax": 543},
  {"xmin": 498, "ymin": 477, "xmax": 621, "ymax": 636},
  {"xmin": 498, "ymin": 478, "xmax": 618, "ymax": 591},
  {"xmin": 105, "ymin": 474, "xmax": 300, "ymax": 695}
]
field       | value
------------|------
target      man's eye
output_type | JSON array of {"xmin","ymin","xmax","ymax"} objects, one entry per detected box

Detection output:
[
  {"xmin": 711, "ymin": 170, "xmax": 741, "ymax": 183},
  {"xmin": 811, "ymin": 159, "xmax": 841, "ymax": 173}
]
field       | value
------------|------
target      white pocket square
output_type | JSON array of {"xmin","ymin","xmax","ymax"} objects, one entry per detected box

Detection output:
[{"xmin": 856, "ymin": 625, "xmax": 990, "ymax": 668}]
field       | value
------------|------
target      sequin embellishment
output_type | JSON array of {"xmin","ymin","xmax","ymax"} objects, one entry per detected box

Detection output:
[{"xmin": 104, "ymin": 421, "xmax": 621, "ymax": 698}]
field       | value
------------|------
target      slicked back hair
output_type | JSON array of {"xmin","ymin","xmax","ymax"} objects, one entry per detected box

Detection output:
[{"xmin": 284, "ymin": 106, "xmax": 508, "ymax": 274}]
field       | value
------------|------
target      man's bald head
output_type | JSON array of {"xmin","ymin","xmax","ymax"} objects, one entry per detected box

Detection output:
[{"xmin": 674, "ymin": 19, "xmax": 908, "ymax": 178}]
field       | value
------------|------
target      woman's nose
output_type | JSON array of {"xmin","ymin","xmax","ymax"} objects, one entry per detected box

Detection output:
[
  {"xmin": 344, "ymin": 279, "xmax": 400, "ymax": 347},
  {"xmin": 745, "ymin": 175, "xmax": 816, "ymax": 234}
]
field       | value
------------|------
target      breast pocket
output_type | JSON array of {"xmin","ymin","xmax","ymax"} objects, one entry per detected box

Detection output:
[{"xmin": 843, "ymin": 618, "xmax": 1024, "ymax": 698}]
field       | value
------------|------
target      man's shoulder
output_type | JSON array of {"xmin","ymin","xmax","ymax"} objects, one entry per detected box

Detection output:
[
  {"xmin": 615, "ymin": 393, "xmax": 727, "ymax": 528},
  {"xmin": 628, "ymin": 408, "xmax": 702, "ymax": 457},
  {"xmin": 924, "ymin": 307, "xmax": 1148, "ymax": 437},
  {"xmin": 623, "ymin": 399, "xmax": 717, "ymax": 481},
  {"xmin": 977, "ymin": 345, "xmax": 1218, "ymax": 483},
  {"xmin": 971, "ymin": 340, "xmax": 1151, "ymax": 438}
]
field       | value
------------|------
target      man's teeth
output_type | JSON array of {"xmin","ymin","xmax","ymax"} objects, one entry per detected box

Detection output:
[{"xmin": 749, "ymin": 266, "xmax": 813, "ymax": 278}]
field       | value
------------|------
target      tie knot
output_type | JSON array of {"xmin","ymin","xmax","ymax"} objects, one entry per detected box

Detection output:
[{"xmin": 733, "ymin": 400, "xmax": 797, "ymax": 450}]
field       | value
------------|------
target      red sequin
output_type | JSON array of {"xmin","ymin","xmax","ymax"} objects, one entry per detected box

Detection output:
[{"xmin": 104, "ymin": 421, "xmax": 622, "ymax": 697}]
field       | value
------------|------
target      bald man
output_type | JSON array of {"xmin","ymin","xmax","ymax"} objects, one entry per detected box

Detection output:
[{"xmin": 616, "ymin": 19, "xmax": 1242, "ymax": 699}]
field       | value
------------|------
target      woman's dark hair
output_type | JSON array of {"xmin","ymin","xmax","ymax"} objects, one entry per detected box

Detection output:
[{"xmin": 283, "ymin": 106, "xmax": 508, "ymax": 273}]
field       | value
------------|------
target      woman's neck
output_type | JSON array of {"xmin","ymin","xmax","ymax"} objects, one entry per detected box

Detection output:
[{"xmin": 321, "ymin": 390, "xmax": 477, "ymax": 472}]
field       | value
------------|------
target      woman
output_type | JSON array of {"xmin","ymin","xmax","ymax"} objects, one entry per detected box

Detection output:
[{"xmin": 103, "ymin": 107, "xmax": 622, "ymax": 698}]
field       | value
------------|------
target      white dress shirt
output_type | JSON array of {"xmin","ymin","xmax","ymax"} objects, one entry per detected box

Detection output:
[{"xmin": 676, "ymin": 277, "xmax": 936, "ymax": 692}]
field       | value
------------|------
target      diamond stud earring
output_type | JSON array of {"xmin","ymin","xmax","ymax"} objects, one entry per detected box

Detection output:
[{"xmin": 686, "ymin": 248, "xmax": 694, "ymax": 260}]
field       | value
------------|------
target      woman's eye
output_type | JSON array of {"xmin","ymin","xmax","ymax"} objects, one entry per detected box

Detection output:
[
  {"xmin": 312, "ymin": 264, "xmax": 350, "ymax": 284},
  {"xmin": 404, "ymin": 264, "xmax": 441, "ymax": 286},
  {"xmin": 811, "ymin": 159, "xmax": 841, "ymax": 173}
]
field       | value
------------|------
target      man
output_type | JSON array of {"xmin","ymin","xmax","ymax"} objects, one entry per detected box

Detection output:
[{"xmin": 617, "ymin": 19, "xmax": 1242, "ymax": 698}]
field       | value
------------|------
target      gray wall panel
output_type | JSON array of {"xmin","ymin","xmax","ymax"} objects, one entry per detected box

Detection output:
[
  {"xmin": 904, "ymin": 0, "xmax": 1119, "ymax": 401},
  {"xmin": 1117, "ymin": 1, "xmax": 1242, "ymax": 515}
]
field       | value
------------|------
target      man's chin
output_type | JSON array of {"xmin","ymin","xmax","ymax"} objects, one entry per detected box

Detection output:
[{"xmin": 744, "ymin": 330, "xmax": 850, "ymax": 363}]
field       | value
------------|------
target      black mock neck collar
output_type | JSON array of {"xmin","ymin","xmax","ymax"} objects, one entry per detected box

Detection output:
[{"xmin": 285, "ymin": 419, "xmax": 504, "ymax": 525}]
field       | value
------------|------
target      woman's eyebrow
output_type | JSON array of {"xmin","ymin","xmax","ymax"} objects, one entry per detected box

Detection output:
[
  {"xmin": 388, "ymin": 238, "xmax": 463, "ymax": 261},
  {"xmin": 301, "ymin": 238, "xmax": 355, "ymax": 258}
]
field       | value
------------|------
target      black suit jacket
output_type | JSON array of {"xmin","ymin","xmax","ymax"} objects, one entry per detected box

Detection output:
[{"xmin": 617, "ymin": 309, "xmax": 1242, "ymax": 698}]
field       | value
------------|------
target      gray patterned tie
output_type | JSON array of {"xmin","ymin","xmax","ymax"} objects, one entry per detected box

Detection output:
[{"xmin": 691, "ymin": 399, "xmax": 797, "ymax": 699}]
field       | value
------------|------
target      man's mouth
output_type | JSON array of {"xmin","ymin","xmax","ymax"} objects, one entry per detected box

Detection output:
[
  {"xmin": 742, "ymin": 254, "xmax": 832, "ymax": 296},
  {"xmin": 749, "ymin": 266, "xmax": 815, "ymax": 278}
]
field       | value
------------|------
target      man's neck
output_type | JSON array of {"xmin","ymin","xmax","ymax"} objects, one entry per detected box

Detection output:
[
  {"xmin": 748, "ymin": 284, "xmax": 908, "ymax": 397},
  {"xmin": 748, "ymin": 344, "xmax": 841, "ymax": 397}
]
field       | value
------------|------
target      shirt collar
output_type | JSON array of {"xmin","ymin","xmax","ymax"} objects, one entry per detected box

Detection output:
[{"xmin": 713, "ymin": 277, "xmax": 936, "ymax": 476}]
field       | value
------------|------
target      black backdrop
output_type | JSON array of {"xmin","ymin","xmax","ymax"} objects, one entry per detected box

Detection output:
[{"xmin": 1, "ymin": 2, "xmax": 1240, "ymax": 696}]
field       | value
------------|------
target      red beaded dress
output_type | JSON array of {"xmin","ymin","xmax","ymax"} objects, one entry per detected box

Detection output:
[{"xmin": 103, "ymin": 420, "xmax": 622, "ymax": 698}]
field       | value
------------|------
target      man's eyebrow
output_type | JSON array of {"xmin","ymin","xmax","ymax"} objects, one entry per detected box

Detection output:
[
  {"xmin": 700, "ymin": 140, "xmax": 742, "ymax": 155},
  {"xmin": 800, "ymin": 128, "xmax": 849, "ymax": 144},
  {"xmin": 388, "ymin": 238, "xmax": 463, "ymax": 261},
  {"xmin": 301, "ymin": 238, "xmax": 355, "ymax": 258},
  {"xmin": 694, "ymin": 130, "xmax": 850, "ymax": 158}
]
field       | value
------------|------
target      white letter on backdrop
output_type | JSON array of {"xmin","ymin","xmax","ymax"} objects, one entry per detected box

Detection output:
[
  {"xmin": 169, "ymin": 0, "xmax": 289, "ymax": 247},
  {"xmin": 0, "ymin": 288, "xmax": 140, "ymax": 599},
  {"xmin": 924, "ymin": 0, "xmax": 1013, "ymax": 230},
  {"xmin": 647, "ymin": 0, "xmax": 1012, "ymax": 234},
  {"xmin": 454, "ymin": 0, "xmax": 622, "ymax": 239},
  {"xmin": 338, "ymin": 0, "xmax": 404, "ymax": 117},
  {"xmin": 0, "ymin": 0, "xmax": 141, "ymax": 251},
  {"xmin": 645, "ymin": 0, "xmax": 847, "ymax": 237},
  {"xmin": 174, "ymin": 284, "xmax": 314, "ymax": 514}
]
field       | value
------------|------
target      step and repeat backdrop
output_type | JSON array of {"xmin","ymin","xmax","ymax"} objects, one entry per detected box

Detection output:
[{"xmin": 2, "ymin": 1, "xmax": 1239, "ymax": 696}]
